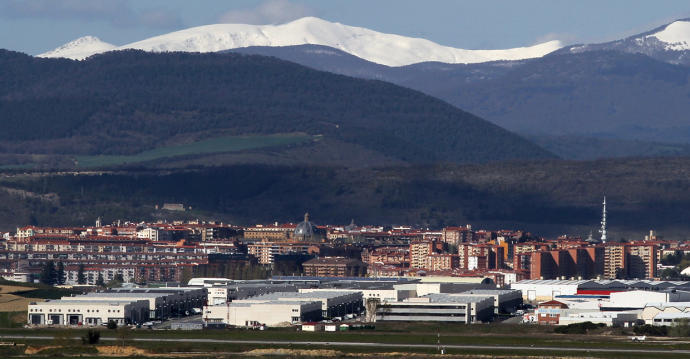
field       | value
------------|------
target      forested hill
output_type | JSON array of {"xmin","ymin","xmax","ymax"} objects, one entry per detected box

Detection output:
[{"xmin": 0, "ymin": 49, "xmax": 553, "ymax": 164}]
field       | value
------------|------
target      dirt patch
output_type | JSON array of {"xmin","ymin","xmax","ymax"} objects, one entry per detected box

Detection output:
[
  {"xmin": 244, "ymin": 348, "xmax": 342, "ymax": 357},
  {"xmin": 96, "ymin": 345, "xmax": 149, "ymax": 356},
  {"xmin": 242, "ymin": 350, "xmax": 590, "ymax": 359},
  {"xmin": 0, "ymin": 293, "xmax": 44, "ymax": 311},
  {"xmin": 24, "ymin": 345, "xmax": 60, "ymax": 355},
  {"xmin": 0, "ymin": 285, "xmax": 34, "ymax": 294}
]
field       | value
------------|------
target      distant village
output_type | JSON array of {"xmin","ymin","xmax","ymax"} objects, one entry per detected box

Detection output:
[
  {"xmin": 14, "ymin": 206, "xmax": 690, "ymax": 330},
  {"xmin": 0, "ymin": 203, "xmax": 683, "ymax": 287}
]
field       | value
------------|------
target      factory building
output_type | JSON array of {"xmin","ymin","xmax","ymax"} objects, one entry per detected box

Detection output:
[
  {"xmin": 298, "ymin": 287, "xmax": 416, "ymax": 305},
  {"xmin": 202, "ymin": 291, "xmax": 362, "ymax": 327},
  {"xmin": 204, "ymin": 300, "xmax": 322, "ymax": 327},
  {"xmin": 28, "ymin": 299, "xmax": 149, "ymax": 326},
  {"xmin": 511, "ymin": 279, "xmax": 690, "ymax": 302},
  {"xmin": 452, "ymin": 289, "xmax": 523, "ymax": 314},
  {"xmin": 373, "ymin": 294, "xmax": 494, "ymax": 323},
  {"xmin": 59, "ymin": 287, "xmax": 205, "ymax": 320},
  {"xmin": 206, "ymin": 283, "xmax": 297, "ymax": 305},
  {"xmin": 640, "ymin": 302, "xmax": 690, "ymax": 324}
]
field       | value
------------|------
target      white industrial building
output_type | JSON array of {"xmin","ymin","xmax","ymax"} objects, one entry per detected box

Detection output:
[
  {"xmin": 237, "ymin": 291, "xmax": 363, "ymax": 318},
  {"xmin": 374, "ymin": 293, "xmax": 494, "ymax": 323},
  {"xmin": 640, "ymin": 302, "xmax": 690, "ymax": 324},
  {"xmin": 652, "ymin": 312, "xmax": 690, "ymax": 326},
  {"xmin": 603, "ymin": 290, "xmax": 690, "ymax": 310},
  {"xmin": 28, "ymin": 299, "xmax": 149, "ymax": 326},
  {"xmin": 558, "ymin": 310, "xmax": 640, "ymax": 327},
  {"xmin": 204, "ymin": 300, "xmax": 322, "ymax": 327},
  {"xmin": 452, "ymin": 289, "xmax": 523, "ymax": 314},
  {"xmin": 298, "ymin": 287, "xmax": 416, "ymax": 305},
  {"xmin": 511, "ymin": 280, "xmax": 588, "ymax": 302},
  {"xmin": 187, "ymin": 277, "xmax": 233, "ymax": 287},
  {"xmin": 207, "ymin": 283, "xmax": 297, "ymax": 305},
  {"xmin": 202, "ymin": 291, "xmax": 362, "ymax": 327},
  {"xmin": 60, "ymin": 287, "xmax": 205, "ymax": 320}
]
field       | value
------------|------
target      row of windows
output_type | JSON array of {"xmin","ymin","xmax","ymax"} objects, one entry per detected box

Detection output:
[{"xmin": 30, "ymin": 308, "xmax": 121, "ymax": 313}]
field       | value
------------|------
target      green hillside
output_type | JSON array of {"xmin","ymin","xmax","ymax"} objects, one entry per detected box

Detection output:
[
  {"xmin": 3, "ymin": 158, "xmax": 690, "ymax": 237},
  {"xmin": 0, "ymin": 49, "xmax": 553, "ymax": 165}
]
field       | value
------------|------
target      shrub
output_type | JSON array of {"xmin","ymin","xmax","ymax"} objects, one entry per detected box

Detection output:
[
  {"xmin": 81, "ymin": 329, "xmax": 100, "ymax": 345},
  {"xmin": 633, "ymin": 324, "xmax": 668, "ymax": 336},
  {"xmin": 107, "ymin": 320, "xmax": 118, "ymax": 329},
  {"xmin": 554, "ymin": 321, "xmax": 606, "ymax": 334}
]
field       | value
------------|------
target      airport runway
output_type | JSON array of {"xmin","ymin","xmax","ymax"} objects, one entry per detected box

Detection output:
[{"xmin": 2, "ymin": 334, "xmax": 690, "ymax": 355}]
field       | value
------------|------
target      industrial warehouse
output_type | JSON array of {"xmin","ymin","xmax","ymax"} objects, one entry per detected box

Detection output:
[{"xmin": 24, "ymin": 276, "xmax": 690, "ymax": 330}]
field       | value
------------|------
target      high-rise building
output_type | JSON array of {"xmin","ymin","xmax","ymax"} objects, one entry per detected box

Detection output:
[
  {"xmin": 627, "ymin": 244, "xmax": 657, "ymax": 279},
  {"xmin": 603, "ymin": 244, "xmax": 626, "ymax": 279}
]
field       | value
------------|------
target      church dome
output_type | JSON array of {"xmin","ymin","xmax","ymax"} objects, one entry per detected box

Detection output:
[{"xmin": 294, "ymin": 212, "xmax": 316, "ymax": 239}]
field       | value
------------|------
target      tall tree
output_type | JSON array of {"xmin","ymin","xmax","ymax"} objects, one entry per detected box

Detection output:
[
  {"xmin": 40, "ymin": 261, "xmax": 56, "ymax": 285},
  {"xmin": 114, "ymin": 272, "xmax": 124, "ymax": 283},
  {"xmin": 77, "ymin": 264, "xmax": 86, "ymax": 285},
  {"xmin": 56, "ymin": 261, "xmax": 66, "ymax": 285},
  {"xmin": 95, "ymin": 272, "xmax": 105, "ymax": 287}
]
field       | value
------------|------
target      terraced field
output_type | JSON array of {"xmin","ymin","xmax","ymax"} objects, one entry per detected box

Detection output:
[{"xmin": 74, "ymin": 134, "xmax": 314, "ymax": 168}]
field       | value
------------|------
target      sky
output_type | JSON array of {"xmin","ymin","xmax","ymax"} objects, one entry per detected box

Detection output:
[{"xmin": 1, "ymin": 0, "xmax": 690, "ymax": 55}]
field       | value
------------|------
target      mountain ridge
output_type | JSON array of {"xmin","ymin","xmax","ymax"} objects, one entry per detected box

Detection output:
[
  {"xmin": 37, "ymin": 16, "xmax": 563, "ymax": 66},
  {"xmin": 0, "ymin": 49, "xmax": 554, "ymax": 167}
]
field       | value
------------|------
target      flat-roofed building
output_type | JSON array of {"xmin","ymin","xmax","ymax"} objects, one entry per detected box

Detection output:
[
  {"xmin": 28, "ymin": 299, "xmax": 149, "ymax": 326},
  {"xmin": 374, "ymin": 293, "xmax": 494, "ymax": 323},
  {"xmin": 454, "ymin": 289, "xmax": 523, "ymax": 314},
  {"xmin": 65, "ymin": 287, "xmax": 205, "ymax": 319},
  {"xmin": 237, "ymin": 291, "xmax": 363, "ymax": 319},
  {"xmin": 204, "ymin": 300, "xmax": 322, "ymax": 327},
  {"xmin": 641, "ymin": 302, "xmax": 690, "ymax": 324},
  {"xmin": 302, "ymin": 257, "xmax": 366, "ymax": 277}
]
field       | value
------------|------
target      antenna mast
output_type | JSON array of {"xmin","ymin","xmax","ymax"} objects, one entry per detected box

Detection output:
[{"xmin": 599, "ymin": 196, "xmax": 607, "ymax": 243}]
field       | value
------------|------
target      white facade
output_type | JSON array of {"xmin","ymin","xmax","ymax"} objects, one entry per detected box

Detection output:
[
  {"xmin": 454, "ymin": 289, "xmax": 523, "ymax": 314},
  {"xmin": 208, "ymin": 287, "xmax": 228, "ymax": 306},
  {"xmin": 375, "ymin": 294, "xmax": 494, "ymax": 323},
  {"xmin": 299, "ymin": 288, "xmax": 415, "ymax": 304},
  {"xmin": 65, "ymin": 267, "xmax": 135, "ymax": 285},
  {"xmin": 511, "ymin": 280, "xmax": 588, "ymax": 302},
  {"xmin": 203, "ymin": 300, "xmax": 322, "ymax": 327},
  {"xmin": 137, "ymin": 228, "xmax": 159, "ymax": 241},
  {"xmin": 641, "ymin": 302, "xmax": 690, "ymax": 324},
  {"xmin": 605, "ymin": 290, "xmax": 690, "ymax": 310},
  {"xmin": 558, "ymin": 310, "xmax": 641, "ymax": 327},
  {"xmin": 28, "ymin": 299, "xmax": 149, "ymax": 326},
  {"xmin": 468, "ymin": 256, "xmax": 478, "ymax": 270},
  {"xmin": 63, "ymin": 287, "xmax": 205, "ymax": 319},
  {"xmin": 652, "ymin": 312, "xmax": 690, "ymax": 326},
  {"xmin": 238, "ymin": 291, "xmax": 363, "ymax": 318},
  {"xmin": 187, "ymin": 277, "xmax": 233, "ymax": 286}
]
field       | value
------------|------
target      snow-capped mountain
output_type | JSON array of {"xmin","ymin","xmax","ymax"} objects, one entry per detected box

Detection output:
[
  {"xmin": 38, "ymin": 17, "xmax": 562, "ymax": 66},
  {"xmin": 565, "ymin": 19, "xmax": 690, "ymax": 65},
  {"xmin": 38, "ymin": 36, "xmax": 116, "ymax": 61},
  {"xmin": 648, "ymin": 20, "xmax": 690, "ymax": 51}
]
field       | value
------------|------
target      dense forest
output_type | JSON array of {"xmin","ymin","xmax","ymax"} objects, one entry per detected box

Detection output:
[
  {"xmin": 3, "ymin": 157, "xmax": 690, "ymax": 237},
  {"xmin": 0, "ymin": 49, "xmax": 552, "ymax": 164},
  {"xmin": 232, "ymin": 45, "xmax": 690, "ymax": 159}
]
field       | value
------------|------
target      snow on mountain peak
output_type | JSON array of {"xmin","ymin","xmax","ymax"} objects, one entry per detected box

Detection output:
[
  {"xmin": 38, "ymin": 36, "xmax": 117, "ymax": 60},
  {"xmin": 646, "ymin": 20, "xmax": 690, "ymax": 51},
  {"xmin": 37, "ymin": 17, "xmax": 562, "ymax": 66}
]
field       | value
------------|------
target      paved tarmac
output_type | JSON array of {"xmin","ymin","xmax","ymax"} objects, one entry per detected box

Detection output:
[{"xmin": 2, "ymin": 334, "xmax": 690, "ymax": 355}]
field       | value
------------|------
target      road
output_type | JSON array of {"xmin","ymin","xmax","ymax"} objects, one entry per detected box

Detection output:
[{"xmin": 2, "ymin": 334, "xmax": 689, "ymax": 355}]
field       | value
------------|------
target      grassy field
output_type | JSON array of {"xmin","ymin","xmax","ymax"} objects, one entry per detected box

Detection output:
[
  {"xmin": 0, "ymin": 285, "xmax": 43, "ymax": 323},
  {"xmin": 74, "ymin": 133, "xmax": 313, "ymax": 168},
  {"xmin": 3, "ymin": 325, "xmax": 690, "ymax": 358}
]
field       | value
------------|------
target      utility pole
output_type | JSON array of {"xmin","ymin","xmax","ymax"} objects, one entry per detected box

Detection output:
[{"xmin": 600, "ymin": 196, "xmax": 607, "ymax": 243}]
